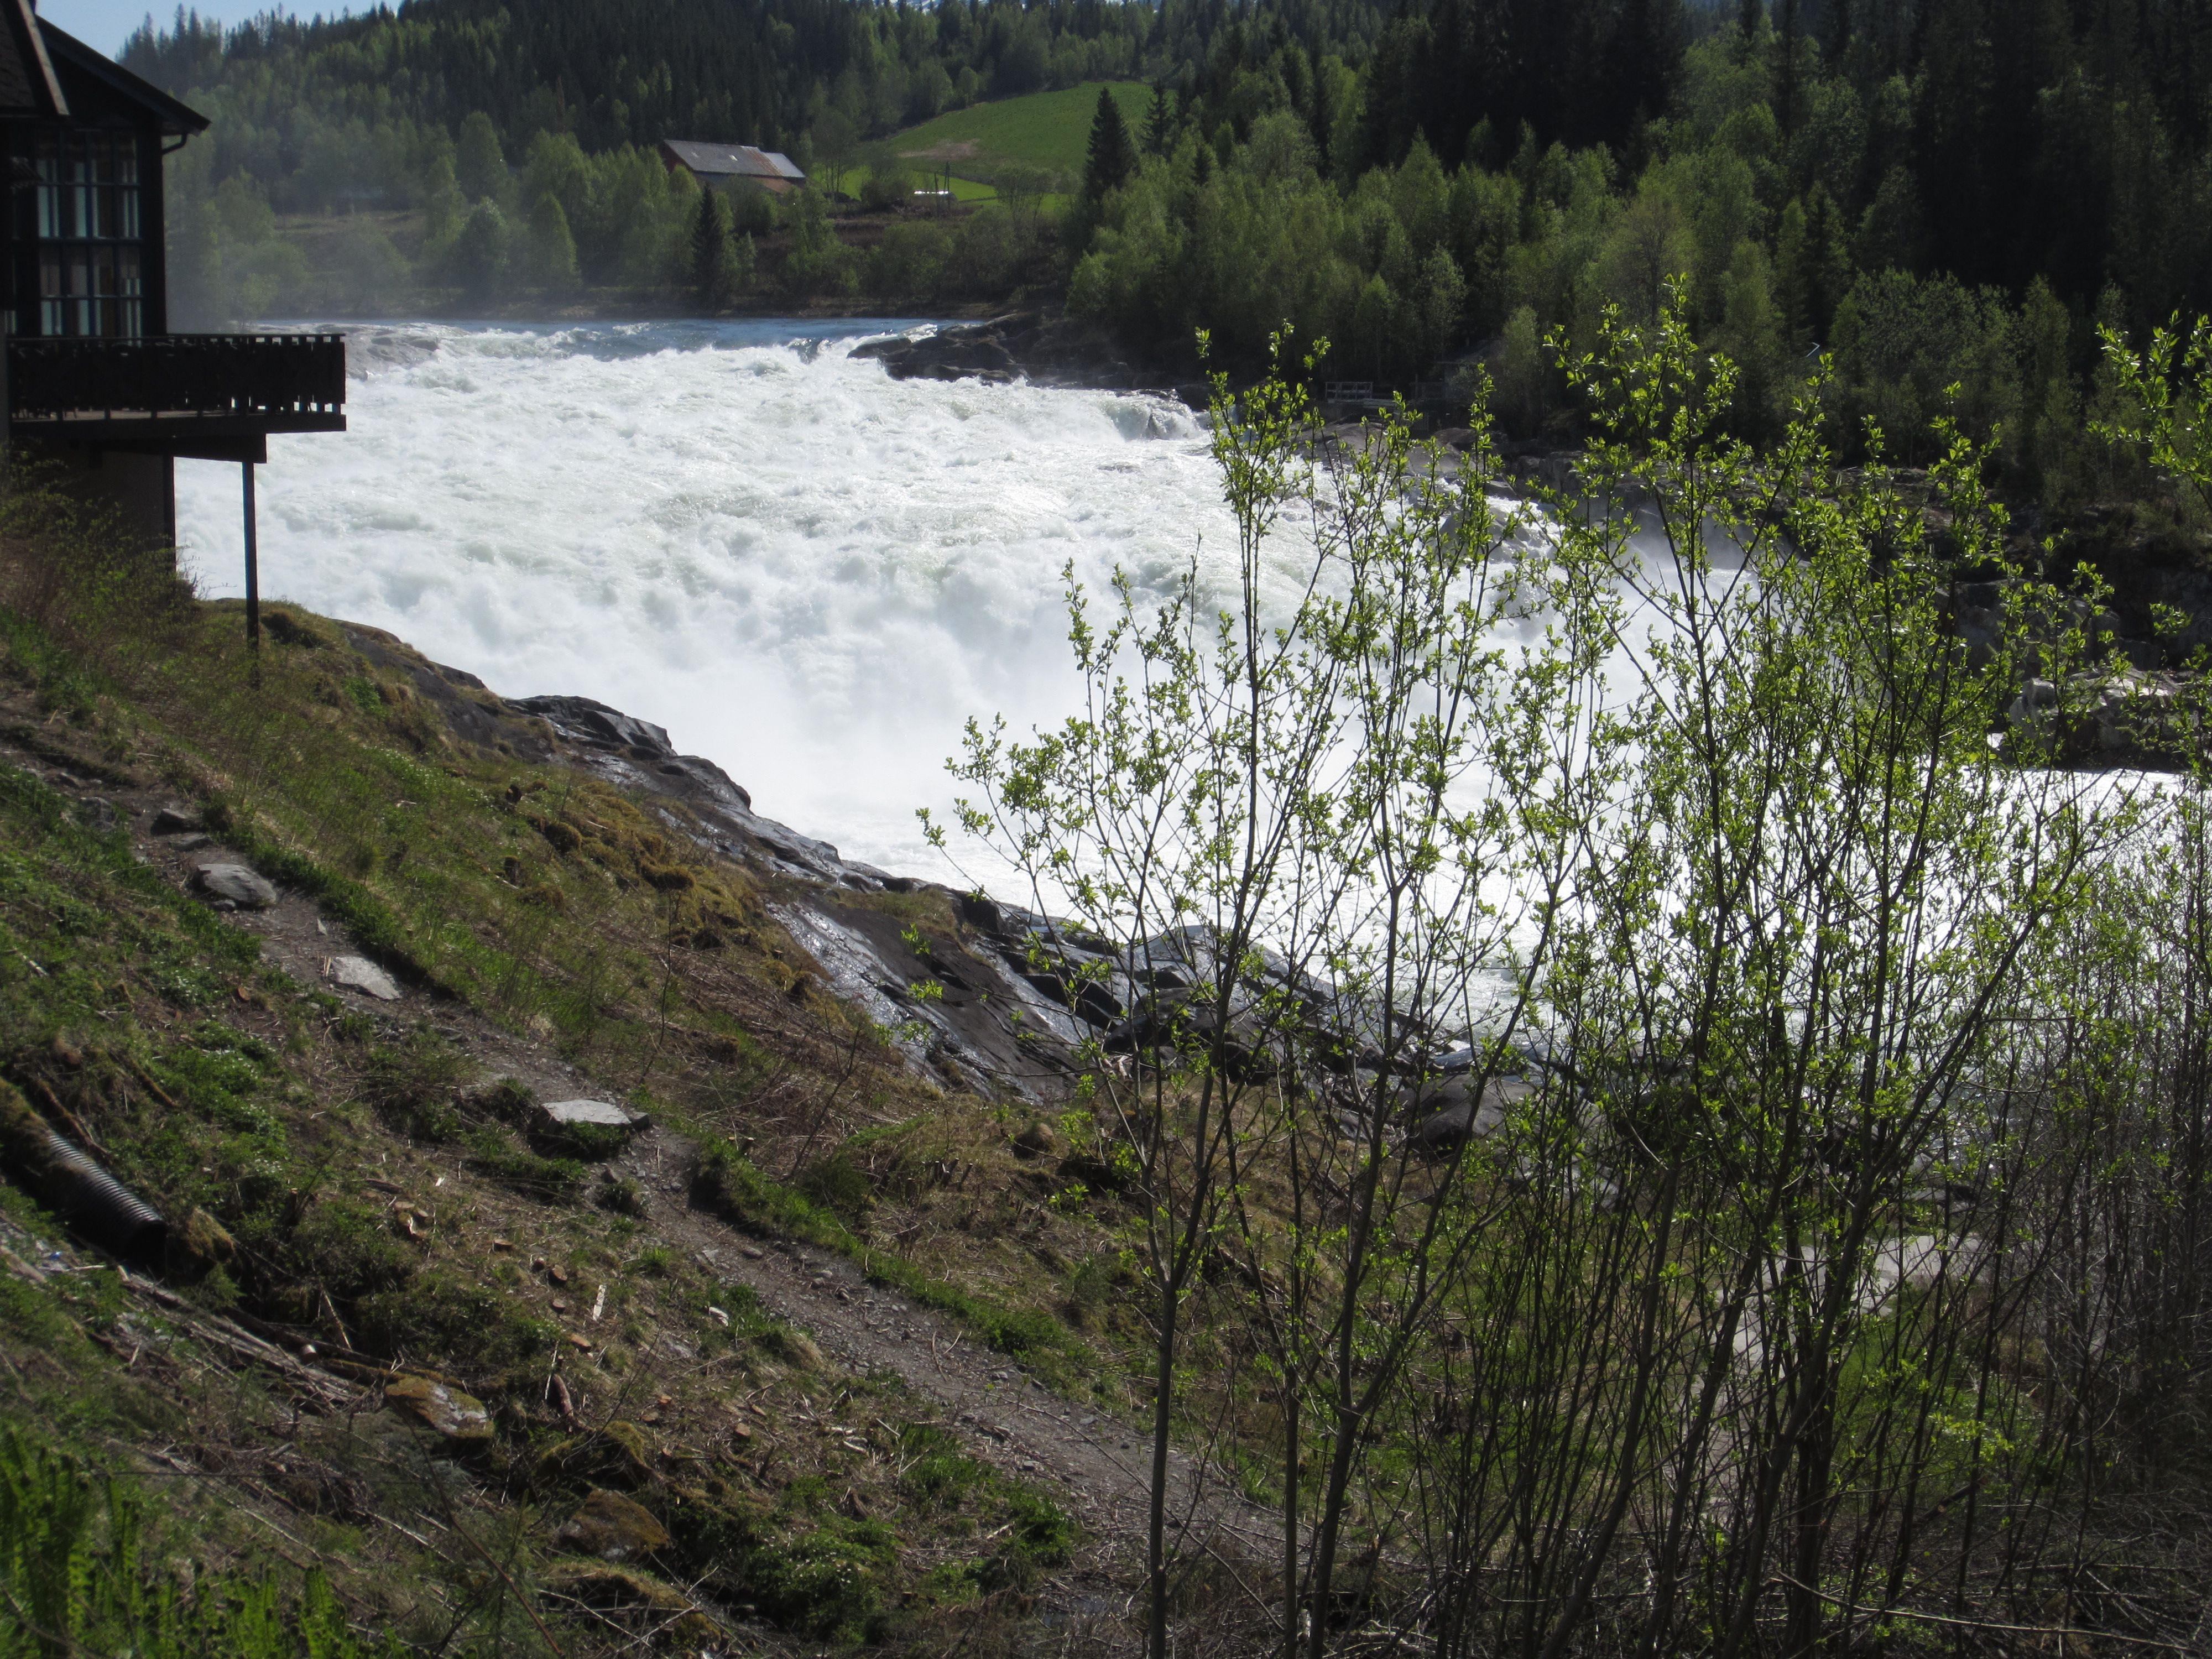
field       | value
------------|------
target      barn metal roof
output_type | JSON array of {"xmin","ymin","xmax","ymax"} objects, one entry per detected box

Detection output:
[{"xmin": 662, "ymin": 139, "xmax": 805, "ymax": 181}]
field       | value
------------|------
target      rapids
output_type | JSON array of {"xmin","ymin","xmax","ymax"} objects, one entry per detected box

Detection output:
[{"xmin": 175, "ymin": 319, "xmax": 1242, "ymax": 880}]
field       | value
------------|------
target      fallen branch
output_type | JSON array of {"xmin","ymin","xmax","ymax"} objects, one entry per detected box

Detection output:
[{"xmin": 1774, "ymin": 1573, "xmax": 2193, "ymax": 1652}]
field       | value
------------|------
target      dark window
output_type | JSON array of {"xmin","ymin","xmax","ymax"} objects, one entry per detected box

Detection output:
[{"xmin": 33, "ymin": 131, "xmax": 143, "ymax": 337}]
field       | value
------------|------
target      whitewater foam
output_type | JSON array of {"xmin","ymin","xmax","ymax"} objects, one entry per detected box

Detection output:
[{"xmin": 177, "ymin": 320, "xmax": 1247, "ymax": 880}]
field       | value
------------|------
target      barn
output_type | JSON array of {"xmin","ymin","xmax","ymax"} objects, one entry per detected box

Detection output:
[{"xmin": 659, "ymin": 139, "xmax": 806, "ymax": 195}]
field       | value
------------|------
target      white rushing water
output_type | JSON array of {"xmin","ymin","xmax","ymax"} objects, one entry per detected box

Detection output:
[{"xmin": 176, "ymin": 320, "xmax": 1248, "ymax": 879}]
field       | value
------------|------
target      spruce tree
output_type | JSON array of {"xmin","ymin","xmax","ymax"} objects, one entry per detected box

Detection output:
[
  {"xmin": 1082, "ymin": 86, "xmax": 1138, "ymax": 200},
  {"xmin": 1143, "ymin": 80, "xmax": 1174, "ymax": 156},
  {"xmin": 1773, "ymin": 0, "xmax": 1801, "ymax": 132},
  {"xmin": 1309, "ymin": 59, "xmax": 1334, "ymax": 175},
  {"xmin": 691, "ymin": 186, "xmax": 728, "ymax": 309}
]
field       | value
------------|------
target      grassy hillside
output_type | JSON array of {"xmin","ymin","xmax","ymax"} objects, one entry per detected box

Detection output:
[
  {"xmin": 889, "ymin": 81, "xmax": 1151, "ymax": 185},
  {"xmin": 0, "ymin": 471, "xmax": 1214, "ymax": 1656}
]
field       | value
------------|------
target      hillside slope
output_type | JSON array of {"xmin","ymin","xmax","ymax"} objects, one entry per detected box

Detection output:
[{"xmin": 0, "ymin": 492, "xmax": 1269, "ymax": 1655}]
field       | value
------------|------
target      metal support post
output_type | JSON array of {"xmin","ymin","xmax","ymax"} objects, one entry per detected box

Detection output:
[{"xmin": 242, "ymin": 460, "xmax": 259, "ymax": 648}]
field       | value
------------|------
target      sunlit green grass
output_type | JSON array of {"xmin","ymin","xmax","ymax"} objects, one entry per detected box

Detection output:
[
  {"xmin": 847, "ymin": 165, "xmax": 1003, "ymax": 202},
  {"xmin": 886, "ymin": 80, "xmax": 1150, "ymax": 184}
]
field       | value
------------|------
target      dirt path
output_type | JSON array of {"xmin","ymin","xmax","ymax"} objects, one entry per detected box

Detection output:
[{"xmin": 613, "ymin": 1126, "xmax": 1283, "ymax": 1561}]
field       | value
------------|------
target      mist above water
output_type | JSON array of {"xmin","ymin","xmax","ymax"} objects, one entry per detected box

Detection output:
[{"xmin": 177, "ymin": 320, "xmax": 1246, "ymax": 879}]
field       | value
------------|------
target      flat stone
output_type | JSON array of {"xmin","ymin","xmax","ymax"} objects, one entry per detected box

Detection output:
[
  {"xmin": 150, "ymin": 804, "xmax": 199, "ymax": 834},
  {"xmin": 170, "ymin": 833, "xmax": 212, "ymax": 851},
  {"xmin": 385, "ymin": 1375, "xmax": 494, "ymax": 1441},
  {"xmin": 331, "ymin": 955, "xmax": 401, "ymax": 1000},
  {"xmin": 541, "ymin": 1098, "xmax": 644, "ymax": 1130},
  {"xmin": 196, "ymin": 863, "xmax": 278, "ymax": 909}
]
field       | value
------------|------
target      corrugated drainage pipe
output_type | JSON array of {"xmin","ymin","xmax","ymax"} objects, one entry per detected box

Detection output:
[{"xmin": 30, "ymin": 1129, "xmax": 168, "ymax": 1264}]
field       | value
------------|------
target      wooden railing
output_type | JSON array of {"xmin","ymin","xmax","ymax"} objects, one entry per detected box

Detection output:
[{"xmin": 8, "ymin": 332, "xmax": 346, "ymax": 429}]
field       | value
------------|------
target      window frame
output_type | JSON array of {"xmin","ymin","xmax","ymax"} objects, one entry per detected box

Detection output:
[{"xmin": 22, "ymin": 125, "xmax": 150, "ymax": 339}]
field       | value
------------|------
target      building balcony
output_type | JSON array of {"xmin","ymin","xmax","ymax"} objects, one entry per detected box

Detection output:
[{"xmin": 7, "ymin": 332, "xmax": 346, "ymax": 450}]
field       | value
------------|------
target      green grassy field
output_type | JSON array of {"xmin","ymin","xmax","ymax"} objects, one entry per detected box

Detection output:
[
  {"xmin": 849, "ymin": 166, "xmax": 1005, "ymax": 202},
  {"xmin": 889, "ymin": 80, "xmax": 1152, "ymax": 184}
]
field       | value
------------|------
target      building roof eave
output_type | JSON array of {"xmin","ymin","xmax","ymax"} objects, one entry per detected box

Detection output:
[
  {"xmin": 0, "ymin": 0, "xmax": 65, "ymax": 116},
  {"xmin": 39, "ymin": 19, "xmax": 210, "ymax": 135}
]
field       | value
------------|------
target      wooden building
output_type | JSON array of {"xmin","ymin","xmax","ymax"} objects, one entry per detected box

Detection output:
[
  {"xmin": 659, "ymin": 138, "xmax": 805, "ymax": 195},
  {"xmin": 3, "ymin": 0, "xmax": 345, "ymax": 586}
]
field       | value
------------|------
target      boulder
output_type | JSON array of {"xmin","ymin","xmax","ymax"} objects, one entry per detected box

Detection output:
[
  {"xmin": 853, "ymin": 314, "xmax": 1144, "ymax": 389},
  {"xmin": 150, "ymin": 804, "xmax": 199, "ymax": 835},
  {"xmin": 330, "ymin": 955, "xmax": 402, "ymax": 1000},
  {"xmin": 557, "ymin": 1489, "xmax": 671, "ymax": 1561},
  {"xmin": 854, "ymin": 322, "xmax": 1021, "ymax": 382},
  {"xmin": 2004, "ymin": 677, "xmax": 2060, "ymax": 725},
  {"xmin": 196, "ymin": 863, "xmax": 278, "ymax": 909},
  {"xmin": 1012, "ymin": 1119, "xmax": 1062, "ymax": 1160},
  {"xmin": 385, "ymin": 1375, "xmax": 494, "ymax": 1442},
  {"xmin": 2085, "ymin": 669, "xmax": 2183, "ymax": 760},
  {"xmin": 1407, "ymin": 1076, "xmax": 1532, "ymax": 1154},
  {"xmin": 2006, "ymin": 669, "xmax": 2194, "ymax": 764}
]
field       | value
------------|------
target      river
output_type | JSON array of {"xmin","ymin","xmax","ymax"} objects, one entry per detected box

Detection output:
[{"xmin": 175, "ymin": 319, "xmax": 1246, "ymax": 880}]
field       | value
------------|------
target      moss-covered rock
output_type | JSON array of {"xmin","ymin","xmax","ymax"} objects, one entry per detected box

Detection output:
[
  {"xmin": 556, "ymin": 1488, "xmax": 671, "ymax": 1560},
  {"xmin": 543, "ymin": 1562, "xmax": 720, "ymax": 1646},
  {"xmin": 534, "ymin": 1418, "xmax": 656, "ymax": 1492},
  {"xmin": 384, "ymin": 1374, "xmax": 494, "ymax": 1442}
]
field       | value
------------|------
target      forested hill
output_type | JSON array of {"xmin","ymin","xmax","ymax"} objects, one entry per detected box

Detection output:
[
  {"xmin": 127, "ymin": 0, "xmax": 2212, "ymax": 335},
  {"xmin": 1359, "ymin": 0, "xmax": 2212, "ymax": 322},
  {"xmin": 119, "ymin": 0, "xmax": 1389, "ymax": 189}
]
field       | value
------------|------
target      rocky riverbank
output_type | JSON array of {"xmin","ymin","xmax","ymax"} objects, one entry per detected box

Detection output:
[
  {"xmin": 849, "ymin": 310, "xmax": 1203, "ymax": 399},
  {"xmin": 326, "ymin": 620, "xmax": 1542, "ymax": 1179}
]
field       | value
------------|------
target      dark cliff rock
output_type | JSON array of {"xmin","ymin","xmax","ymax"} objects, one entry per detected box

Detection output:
[{"xmin": 852, "ymin": 312, "xmax": 1149, "ymax": 391}]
